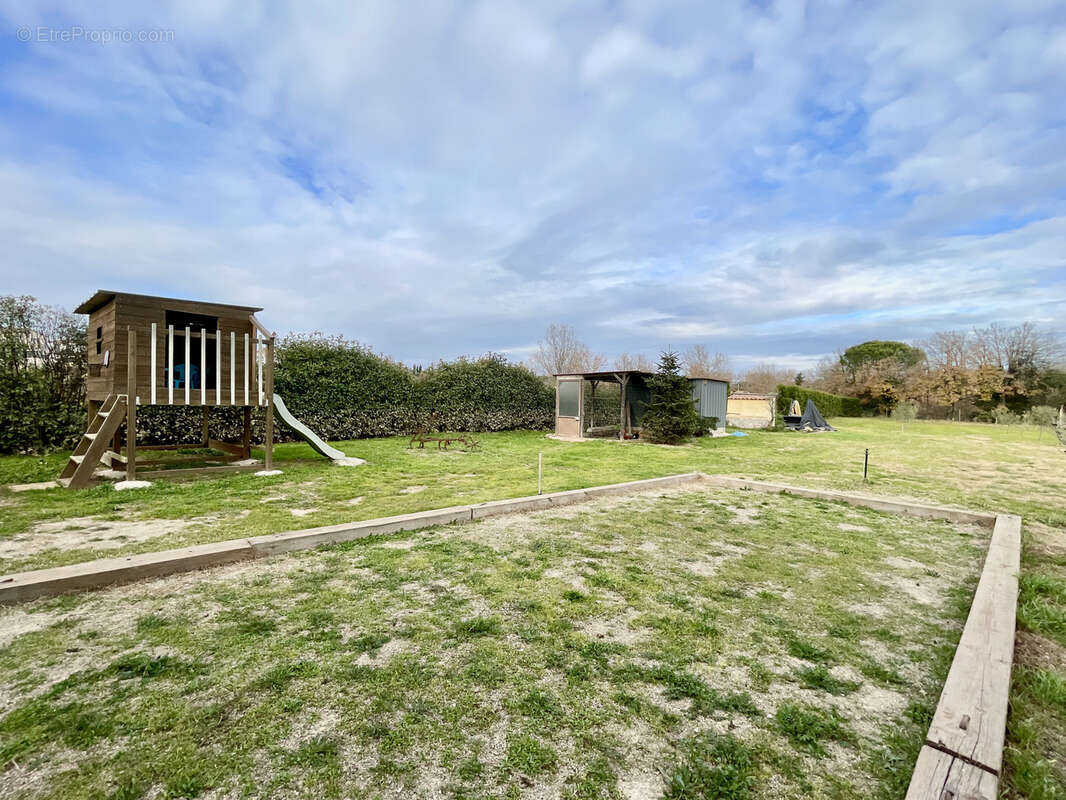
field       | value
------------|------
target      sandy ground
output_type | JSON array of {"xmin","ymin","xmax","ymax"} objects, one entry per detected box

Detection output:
[{"xmin": 0, "ymin": 517, "xmax": 194, "ymax": 560}]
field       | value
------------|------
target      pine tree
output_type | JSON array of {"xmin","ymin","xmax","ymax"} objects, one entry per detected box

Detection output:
[{"xmin": 641, "ymin": 351, "xmax": 700, "ymax": 444}]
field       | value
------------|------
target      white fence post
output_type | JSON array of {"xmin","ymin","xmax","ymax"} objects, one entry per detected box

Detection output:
[
  {"xmin": 167, "ymin": 325, "xmax": 174, "ymax": 405},
  {"xmin": 150, "ymin": 323, "xmax": 157, "ymax": 405}
]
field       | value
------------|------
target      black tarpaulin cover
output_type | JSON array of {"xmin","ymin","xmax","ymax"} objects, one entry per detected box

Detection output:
[{"xmin": 799, "ymin": 399, "xmax": 835, "ymax": 431}]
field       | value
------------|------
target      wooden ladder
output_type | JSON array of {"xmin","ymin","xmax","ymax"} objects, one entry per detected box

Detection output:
[{"xmin": 60, "ymin": 394, "xmax": 128, "ymax": 488}]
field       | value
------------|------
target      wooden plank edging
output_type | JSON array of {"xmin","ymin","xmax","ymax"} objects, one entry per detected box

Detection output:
[
  {"xmin": 0, "ymin": 473, "xmax": 704, "ymax": 605},
  {"xmin": 904, "ymin": 513, "xmax": 1021, "ymax": 798},
  {"xmin": 697, "ymin": 474, "xmax": 997, "ymax": 527},
  {"xmin": 0, "ymin": 471, "xmax": 1022, "ymax": 795}
]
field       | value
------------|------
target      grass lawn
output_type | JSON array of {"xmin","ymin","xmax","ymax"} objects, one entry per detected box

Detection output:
[
  {"xmin": 1, "ymin": 486, "xmax": 986, "ymax": 799},
  {"xmin": 0, "ymin": 417, "xmax": 1064, "ymax": 797}
]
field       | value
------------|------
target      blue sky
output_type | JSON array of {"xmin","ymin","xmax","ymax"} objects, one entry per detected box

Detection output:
[{"xmin": 1, "ymin": 0, "xmax": 1064, "ymax": 371}]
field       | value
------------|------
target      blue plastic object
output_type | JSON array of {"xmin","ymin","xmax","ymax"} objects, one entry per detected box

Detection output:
[
  {"xmin": 170, "ymin": 364, "xmax": 200, "ymax": 389},
  {"xmin": 731, "ymin": 431, "xmax": 748, "ymax": 437}
]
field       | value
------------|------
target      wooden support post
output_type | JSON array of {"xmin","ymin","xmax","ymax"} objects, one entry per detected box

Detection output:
[
  {"xmin": 576, "ymin": 379, "xmax": 584, "ymax": 437},
  {"xmin": 241, "ymin": 406, "xmax": 251, "ymax": 459},
  {"xmin": 126, "ymin": 328, "xmax": 137, "ymax": 481},
  {"xmin": 202, "ymin": 407, "xmax": 210, "ymax": 447},
  {"xmin": 617, "ymin": 373, "xmax": 629, "ymax": 438},
  {"xmin": 589, "ymin": 380, "xmax": 597, "ymax": 428},
  {"xmin": 264, "ymin": 337, "xmax": 275, "ymax": 470}
]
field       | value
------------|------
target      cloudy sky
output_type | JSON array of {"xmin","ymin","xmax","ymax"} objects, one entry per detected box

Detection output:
[{"xmin": 1, "ymin": 1, "xmax": 1064, "ymax": 371}]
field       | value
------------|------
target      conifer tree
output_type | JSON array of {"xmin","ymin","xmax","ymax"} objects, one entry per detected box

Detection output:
[{"xmin": 641, "ymin": 351, "xmax": 700, "ymax": 444}]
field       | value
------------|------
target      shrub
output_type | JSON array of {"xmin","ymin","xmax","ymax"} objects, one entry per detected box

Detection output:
[
  {"xmin": 992, "ymin": 406, "xmax": 1021, "ymax": 425},
  {"xmin": 776, "ymin": 386, "xmax": 863, "ymax": 419},
  {"xmin": 415, "ymin": 353, "xmax": 555, "ymax": 432},
  {"xmin": 274, "ymin": 333, "xmax": 416, "ymax": 415},
  {"xmin": 0, "ymin": 296, "xmax": 86, "ymax": 454},
  {"xmin": 1024, "ymin": 405, "xmax": 1056, "ymax": 427},
  {"xmin": 890, "ymin": 402, "xmax": 917, "ymax": 422},
  {"xmin": 0, "ymin": 321, "xmax": 556, "ymax": 453}
]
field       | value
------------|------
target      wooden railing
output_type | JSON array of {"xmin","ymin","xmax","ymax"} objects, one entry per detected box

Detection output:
[{"xmin": 130, "ymin": 322, "xmax": 273, "ymax": 407}]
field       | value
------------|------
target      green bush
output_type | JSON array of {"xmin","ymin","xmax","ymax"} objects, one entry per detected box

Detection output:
[
  {"xmin": 415, "ymin": 353, "xmax": 554, "ymax": 431},
  {"xmin": 0, "ymin": 319, "xmax": 555, "ymax": 453},
  {"xmin": 891, "ymin": 402, "xmax": 918, "ymax": 422},
  {"xmin": 1024, "ymin": 405, "xmax": 1057, "ymax": 427},
  {"xmin": 272, "ymin": 338, "xmax": 553, "ymax": 440},
  {"xmin": 992, "ymin": 406, "xmax": 1021, "ymax": 425},
  {"xmin": 776, "ymin": 386, "xmax": 863, "ymax": 419},
  {"xmin": 0, "ymin": 296, "xmax": 86, "ymax": 454}
]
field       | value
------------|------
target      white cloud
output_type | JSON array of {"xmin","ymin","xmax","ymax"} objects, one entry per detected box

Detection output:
[{"xmin": 0, "ymin": 0, "xmax": 1063, "ymax": 370}]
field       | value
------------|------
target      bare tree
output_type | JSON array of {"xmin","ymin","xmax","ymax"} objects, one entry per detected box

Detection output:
[
  {"xmin": 973, "ymin": 322, "xmax": 1062, "ymax": 373},
  {"xmin": 683, "ymin": 345, "xmax": 732, "ymax": 380},
  {"xmin": 615, "ymin": 352, "xmax": 655, "ymax": 371},
  {"xmin": 531, "ymin": 323, "xmax": 605, "ymax": 375},
  {"xmin": 735, "ymin": 363, "xmax": 794, "ymax": 394},
  {"xmin": 922, "ymin": 330, "xmax": 975, "ymax": 370}
]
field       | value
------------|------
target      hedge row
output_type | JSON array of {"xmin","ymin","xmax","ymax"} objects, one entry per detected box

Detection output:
[
  {"xmin": 19, "ymin": 339, "xmax": 555, "ymax": 452},
  {"xmin": 776, "ymin": 385, "xmax": 864, "ymax": 418},
  {"xmin": 132, "ymin": 405, "xmax": 555, "ymax": 447},
  {"xmin": 273, "ymin": 338, "xmax": 554, "ymax": 440}
]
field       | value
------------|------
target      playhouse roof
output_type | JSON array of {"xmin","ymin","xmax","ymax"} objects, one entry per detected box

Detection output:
[{"xmin": 74, "ymin": 290, "xmax": 263, "ymax": 316}]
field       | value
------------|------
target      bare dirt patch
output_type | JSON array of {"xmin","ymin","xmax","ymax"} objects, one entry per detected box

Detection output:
[
  {"xmin": 727, "ymin": 505, "xmax": 760, "ymax": 525},
  {"xmin": 281, "ymin": 708, "xmax": 341, "ymax": 750},
  {"xmin": 1, "ymin": 516, "xmax": 193, "ymax": 559},
  {"xmin": 1014, "ymin": 630, "xmax": 1066, "ymax": 672},
  {"xmin": 577, "ymin": 613, "xmax": 647, "ymax": 646},
  {"xmin": 355, "ymin": 639, "xmax": 411, "ymax": 667},
  {"xmin": 876, "ymin": 572, "xmax": 943, "ymax": 607}
]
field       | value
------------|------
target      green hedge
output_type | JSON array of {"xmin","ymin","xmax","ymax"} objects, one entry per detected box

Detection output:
[
  {"xmin": 272, "ymin": 339, "xmax": 554, "ymax": 439},
  {"xmin": 776, "ymin": 385, "xmax": 864, "ymax": 418},
  {"xmin": 0, "ymin": 326, "xmax": 555, "ymax": 453},
  {"xmin": 136, "ymin": 343, "xmax": 555, "ymax": 446}
]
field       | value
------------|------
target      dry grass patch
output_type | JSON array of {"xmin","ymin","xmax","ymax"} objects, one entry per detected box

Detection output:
[{"xmin": 0, "ymin": 485, "xmax": 987, "ymax": 799}]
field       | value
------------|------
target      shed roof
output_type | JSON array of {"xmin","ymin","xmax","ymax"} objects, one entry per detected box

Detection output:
[
  {"xmin": 555, "ymin": 370, "xmax": 728, "ymax": 383},
  {"xmin": 74, "ymin": 290, "xmax": 263, "ymax": 316},
  {"xmin": 728, "ymin": 392, "xmax": 777, "ymax": 400},
  {"xmin": 554, "ymin": 370, "xmax": 653, "ymax": 380}
]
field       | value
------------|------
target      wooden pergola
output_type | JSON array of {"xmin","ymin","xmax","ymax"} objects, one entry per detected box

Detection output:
[{"xmin": 553, "ymin": 370, "xmax": 652, "ymax": 439}]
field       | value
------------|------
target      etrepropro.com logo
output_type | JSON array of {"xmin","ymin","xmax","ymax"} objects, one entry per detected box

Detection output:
[{"xmin": 16, "ymin": 26, "xmax": 175, "ymax": 43}]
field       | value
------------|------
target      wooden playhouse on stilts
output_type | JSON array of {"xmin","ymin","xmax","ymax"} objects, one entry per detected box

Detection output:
[{"xmin": 61, "ymin": 290, "xmax": 355, "ymax": 489}]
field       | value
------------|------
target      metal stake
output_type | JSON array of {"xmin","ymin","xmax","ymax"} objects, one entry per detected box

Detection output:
[
  {"xmin": 863, "ymin": 448, "xmax": 869, "ymax": 482},
  {"xmin": 538, "ymin": 452, "xmax": 543, "ymax": 495}
]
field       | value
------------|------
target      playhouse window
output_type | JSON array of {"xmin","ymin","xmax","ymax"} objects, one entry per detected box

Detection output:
[
  {"xmin": 165, "ymin": 310, "xmax": 219, "ymax": 390},
  {"xmin": 95, "ymin": 326, "xmax": 102, "ymax": 354}
]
